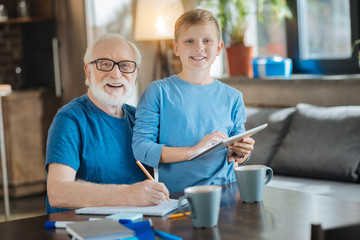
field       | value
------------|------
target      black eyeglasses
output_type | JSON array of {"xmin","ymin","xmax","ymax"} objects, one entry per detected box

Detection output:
[{"xmin": 90, "ymin": 58, "xmax": 137, "ymax": 73}]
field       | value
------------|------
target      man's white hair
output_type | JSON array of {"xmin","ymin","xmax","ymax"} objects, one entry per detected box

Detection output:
[{"xmin": 83, "ymin": 33, "xmax": 142, "ymax": 66}]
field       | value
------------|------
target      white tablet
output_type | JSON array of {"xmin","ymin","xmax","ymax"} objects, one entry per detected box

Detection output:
[{"xmin": 187, "ymin": 123, "xmax": 268, "ymax": 161}]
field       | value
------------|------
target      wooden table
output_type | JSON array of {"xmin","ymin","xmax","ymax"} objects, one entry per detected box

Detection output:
[{"xmin": 1, "ymin": 183, "xmax": 360, "ymax": 239}]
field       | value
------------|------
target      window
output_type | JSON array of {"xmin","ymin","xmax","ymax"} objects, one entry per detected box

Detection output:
[
  {"xmin": 286, "ymin": 0, "xmax": 360, "ymax": 74},
  {"xmin": 198, "ymin": 0, "xmax": 359, "ymax": 76},
  {"xmin": 256, "ymin": 4, "xmax": 288, "ymax": 59},
  {"xmin": 297, "ymin": 0, "xmax": 351, "ymax": 60}
]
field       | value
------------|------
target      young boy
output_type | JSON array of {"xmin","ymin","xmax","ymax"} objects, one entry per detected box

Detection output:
[{"xmin": 132, "ymin": 9, "xmax": 255, "ymax": 193}]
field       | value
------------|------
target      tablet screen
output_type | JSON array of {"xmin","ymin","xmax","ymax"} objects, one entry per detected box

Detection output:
[{"xmin": 187, "ymin": 123, "xmax": 268, "ymax": 161}]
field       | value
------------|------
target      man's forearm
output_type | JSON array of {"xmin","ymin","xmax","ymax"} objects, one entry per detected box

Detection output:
[{"xmin": 47, "ymin": 180, "xmax": 130, "ymax": 209}]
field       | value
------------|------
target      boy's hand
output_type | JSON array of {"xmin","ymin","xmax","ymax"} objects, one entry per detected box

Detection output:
[
  {"xmin": 193, "ymin": 131, "xmax": 227, "ymax": 155},
  {"xmin": 227, "ymin": 136, "xmax": 255, "ymax": 168}
]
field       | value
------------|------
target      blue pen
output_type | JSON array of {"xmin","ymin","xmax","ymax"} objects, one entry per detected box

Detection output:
[
  {"xmin": 45, "ymin": 221, "xmax": 74, "ymax": 229},
  {"xmin": 154, "ymin": 229, "xmax": 183, "ymax": 240}
]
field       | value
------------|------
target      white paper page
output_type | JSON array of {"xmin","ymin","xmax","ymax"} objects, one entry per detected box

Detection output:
[{"xmin": 75, "ymin": 199, "xmax": 186, "ymax": 216}]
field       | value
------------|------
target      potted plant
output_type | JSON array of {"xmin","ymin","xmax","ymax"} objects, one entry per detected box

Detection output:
[{"xmin": 197, "ymin": 0, "xmax": 292, "ymax": 77}]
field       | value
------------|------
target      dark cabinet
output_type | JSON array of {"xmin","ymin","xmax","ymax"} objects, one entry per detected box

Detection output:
[
  {"xmin": 0, "ymin": 0, "xmax": 60, "ymax": 197},
  {"xmin": 0, "ymin": 90, "xmax": 60, "ymax": 197},
  {"xmin": 0, "ymin": 0, "xmax": 55, "ymax": 90},
  {"xmin": 20, "ymin": 20, "xmax": 56, "ymax": 89}
]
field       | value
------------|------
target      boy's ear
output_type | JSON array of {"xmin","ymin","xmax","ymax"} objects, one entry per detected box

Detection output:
[
  {"xmin": 173, "ymin": 41, "xmax": 180, "ymax": 56},
  {"xmin": 216, "ymin": 40, "xmax": 224, "ymax": 56}
]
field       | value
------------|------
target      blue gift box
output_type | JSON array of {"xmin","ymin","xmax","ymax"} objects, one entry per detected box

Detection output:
[{"xmin": 253, "ymin": 56, "xmax": 292, "ymax": 79}]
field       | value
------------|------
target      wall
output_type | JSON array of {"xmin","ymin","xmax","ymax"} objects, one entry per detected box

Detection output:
[{"xmin": 54, "ymin": 0, "xmax": 88, "ymax": 104}]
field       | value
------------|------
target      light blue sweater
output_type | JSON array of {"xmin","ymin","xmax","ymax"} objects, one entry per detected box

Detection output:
[{"xmin": 132, "ymin": 75, "xmax": 246, "ymax": 193}]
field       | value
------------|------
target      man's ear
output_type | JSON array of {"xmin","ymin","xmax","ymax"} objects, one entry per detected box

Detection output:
[
  {"xmin": 84, "ymin": 64, "xmax": 92, "ymax": 84},
  {"xmin": 173, "ymin": 41, "xmax": 180, "ymax": 57},
  {"xmin": 134, "ymin": 67, "xmax": 140, "ymax": 85}
]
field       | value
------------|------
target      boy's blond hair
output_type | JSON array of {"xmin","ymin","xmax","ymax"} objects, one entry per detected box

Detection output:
[{"xmin": 174, "ymin": 8, "xmax": 220, "ymax": 42}]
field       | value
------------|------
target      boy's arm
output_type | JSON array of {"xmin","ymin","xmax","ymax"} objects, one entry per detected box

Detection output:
[
  {"xmin": 160, "ymin": 146, "xmax": 197, "ymax": 163},
  {"xmin": 160, "ymin": 131, "xmax": 227, "ymax": 163},
  {"xmin": 132, "ymin": 83, "xmax": 164, "ymax": 168}
]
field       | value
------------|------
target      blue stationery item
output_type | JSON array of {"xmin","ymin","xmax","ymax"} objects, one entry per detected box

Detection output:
[
  {"xmin": 106, "ymin": 212, "xmax": 143, "ymax": 222},
  {"xmin": 154, "ymin": 229, "xmax": 183, "ymax": 240},
  {"xmin": 253, "ymin": 56, "xmax": 292, "ymax": 79},
  {"xmin": 123, "ymin": 220, "xmax": 155, "ymax": 240},
  {"xmin": 119, "ymin": 219, "xmax": 133, "ymax": 224},
  {"xmin": 45, "ymin": 221, "xmax": 74, "ymax": 229},
  {"xmin": 123, "ymin": 220, "xmax": 183, "ymax": 240}
]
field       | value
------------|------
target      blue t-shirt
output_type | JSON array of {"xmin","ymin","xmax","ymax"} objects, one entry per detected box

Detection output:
[
  {"xmin": 132, "ymin": 75, "xmax": 246, "ymax": 193},
  {"xmin": 45, "ymin": 94, "xmax": 146, "ymax": 214}
]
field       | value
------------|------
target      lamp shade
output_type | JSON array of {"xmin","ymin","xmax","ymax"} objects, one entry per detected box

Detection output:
[{"xmin": 134, "ymin": 0, "xmax": 184, "ymax": 41}]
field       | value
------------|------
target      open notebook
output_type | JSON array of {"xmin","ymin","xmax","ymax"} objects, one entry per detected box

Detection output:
[{"xmin": 75, "ymin": 199, "xmax": 185, "ymax": 216}]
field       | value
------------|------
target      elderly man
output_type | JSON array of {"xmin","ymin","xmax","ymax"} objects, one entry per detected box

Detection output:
[{"xmin": 45, "ymin": 33, "xmax": 169, "ymax": 214}]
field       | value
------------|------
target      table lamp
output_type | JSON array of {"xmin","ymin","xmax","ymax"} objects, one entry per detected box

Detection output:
[{"xmin": 134, "ymin": 0, "xmax": 184, "ymax": 80}]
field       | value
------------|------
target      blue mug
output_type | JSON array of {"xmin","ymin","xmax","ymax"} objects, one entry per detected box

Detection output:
[
  {"xmin": 234, "ymin": 165, "xmax": 273, "ymax": 202},
  {"xmin": 178, "ymin": 185, "xmax": 222, "ymax": 228}
]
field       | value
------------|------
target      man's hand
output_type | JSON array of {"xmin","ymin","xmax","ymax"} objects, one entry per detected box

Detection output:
[
  {"xmin": 124, "ymin": 180, "xmax": 170, "ymax": 206},
  {"xmin": 227, "ymin": 136, "xmax": 255, "ymax": 168}
]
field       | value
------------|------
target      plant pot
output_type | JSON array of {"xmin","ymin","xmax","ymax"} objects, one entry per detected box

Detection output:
[{"xmin": 226, "ymin": 45, "xmax": 253, "ymax": 77}]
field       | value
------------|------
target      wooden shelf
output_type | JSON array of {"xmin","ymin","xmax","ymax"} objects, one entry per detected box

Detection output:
[{"xmin": 0, "ymin": 16, "xmax": 53, "ymax": 25}]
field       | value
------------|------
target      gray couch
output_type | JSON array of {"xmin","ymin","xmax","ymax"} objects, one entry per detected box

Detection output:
[{"xmin": 245, "ymin": 103, "xmax": 360, "ymax": 202}]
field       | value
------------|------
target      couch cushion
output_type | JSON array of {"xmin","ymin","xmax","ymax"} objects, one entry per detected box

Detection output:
[
  {"xmin": 270, "ymin": 103, "xmax": 360, "ymax": 182},
  {"xmin": 245, "ymin": 107, "xmax": 295, "ymax": 165}
]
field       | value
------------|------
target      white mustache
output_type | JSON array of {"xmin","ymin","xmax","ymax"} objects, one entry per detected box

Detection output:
[{"xmin": 102, "ymin": 78, "xmax": 128, "ymax": 87}]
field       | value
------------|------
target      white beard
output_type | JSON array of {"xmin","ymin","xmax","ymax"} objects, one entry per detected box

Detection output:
[{"xmin": 89, "ymin": 71, "xmax": 135, "ymax": 107}]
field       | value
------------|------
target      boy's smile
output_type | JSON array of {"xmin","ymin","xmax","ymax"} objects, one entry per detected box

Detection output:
[{"xmin": 191, "ymin": 56, "xmax": 206, "ymax": 61}]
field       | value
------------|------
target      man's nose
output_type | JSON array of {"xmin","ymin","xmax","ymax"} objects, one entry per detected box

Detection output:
[{"xmin": 110, "ymin": 64, "xmax": 123, "ymax": 77}]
